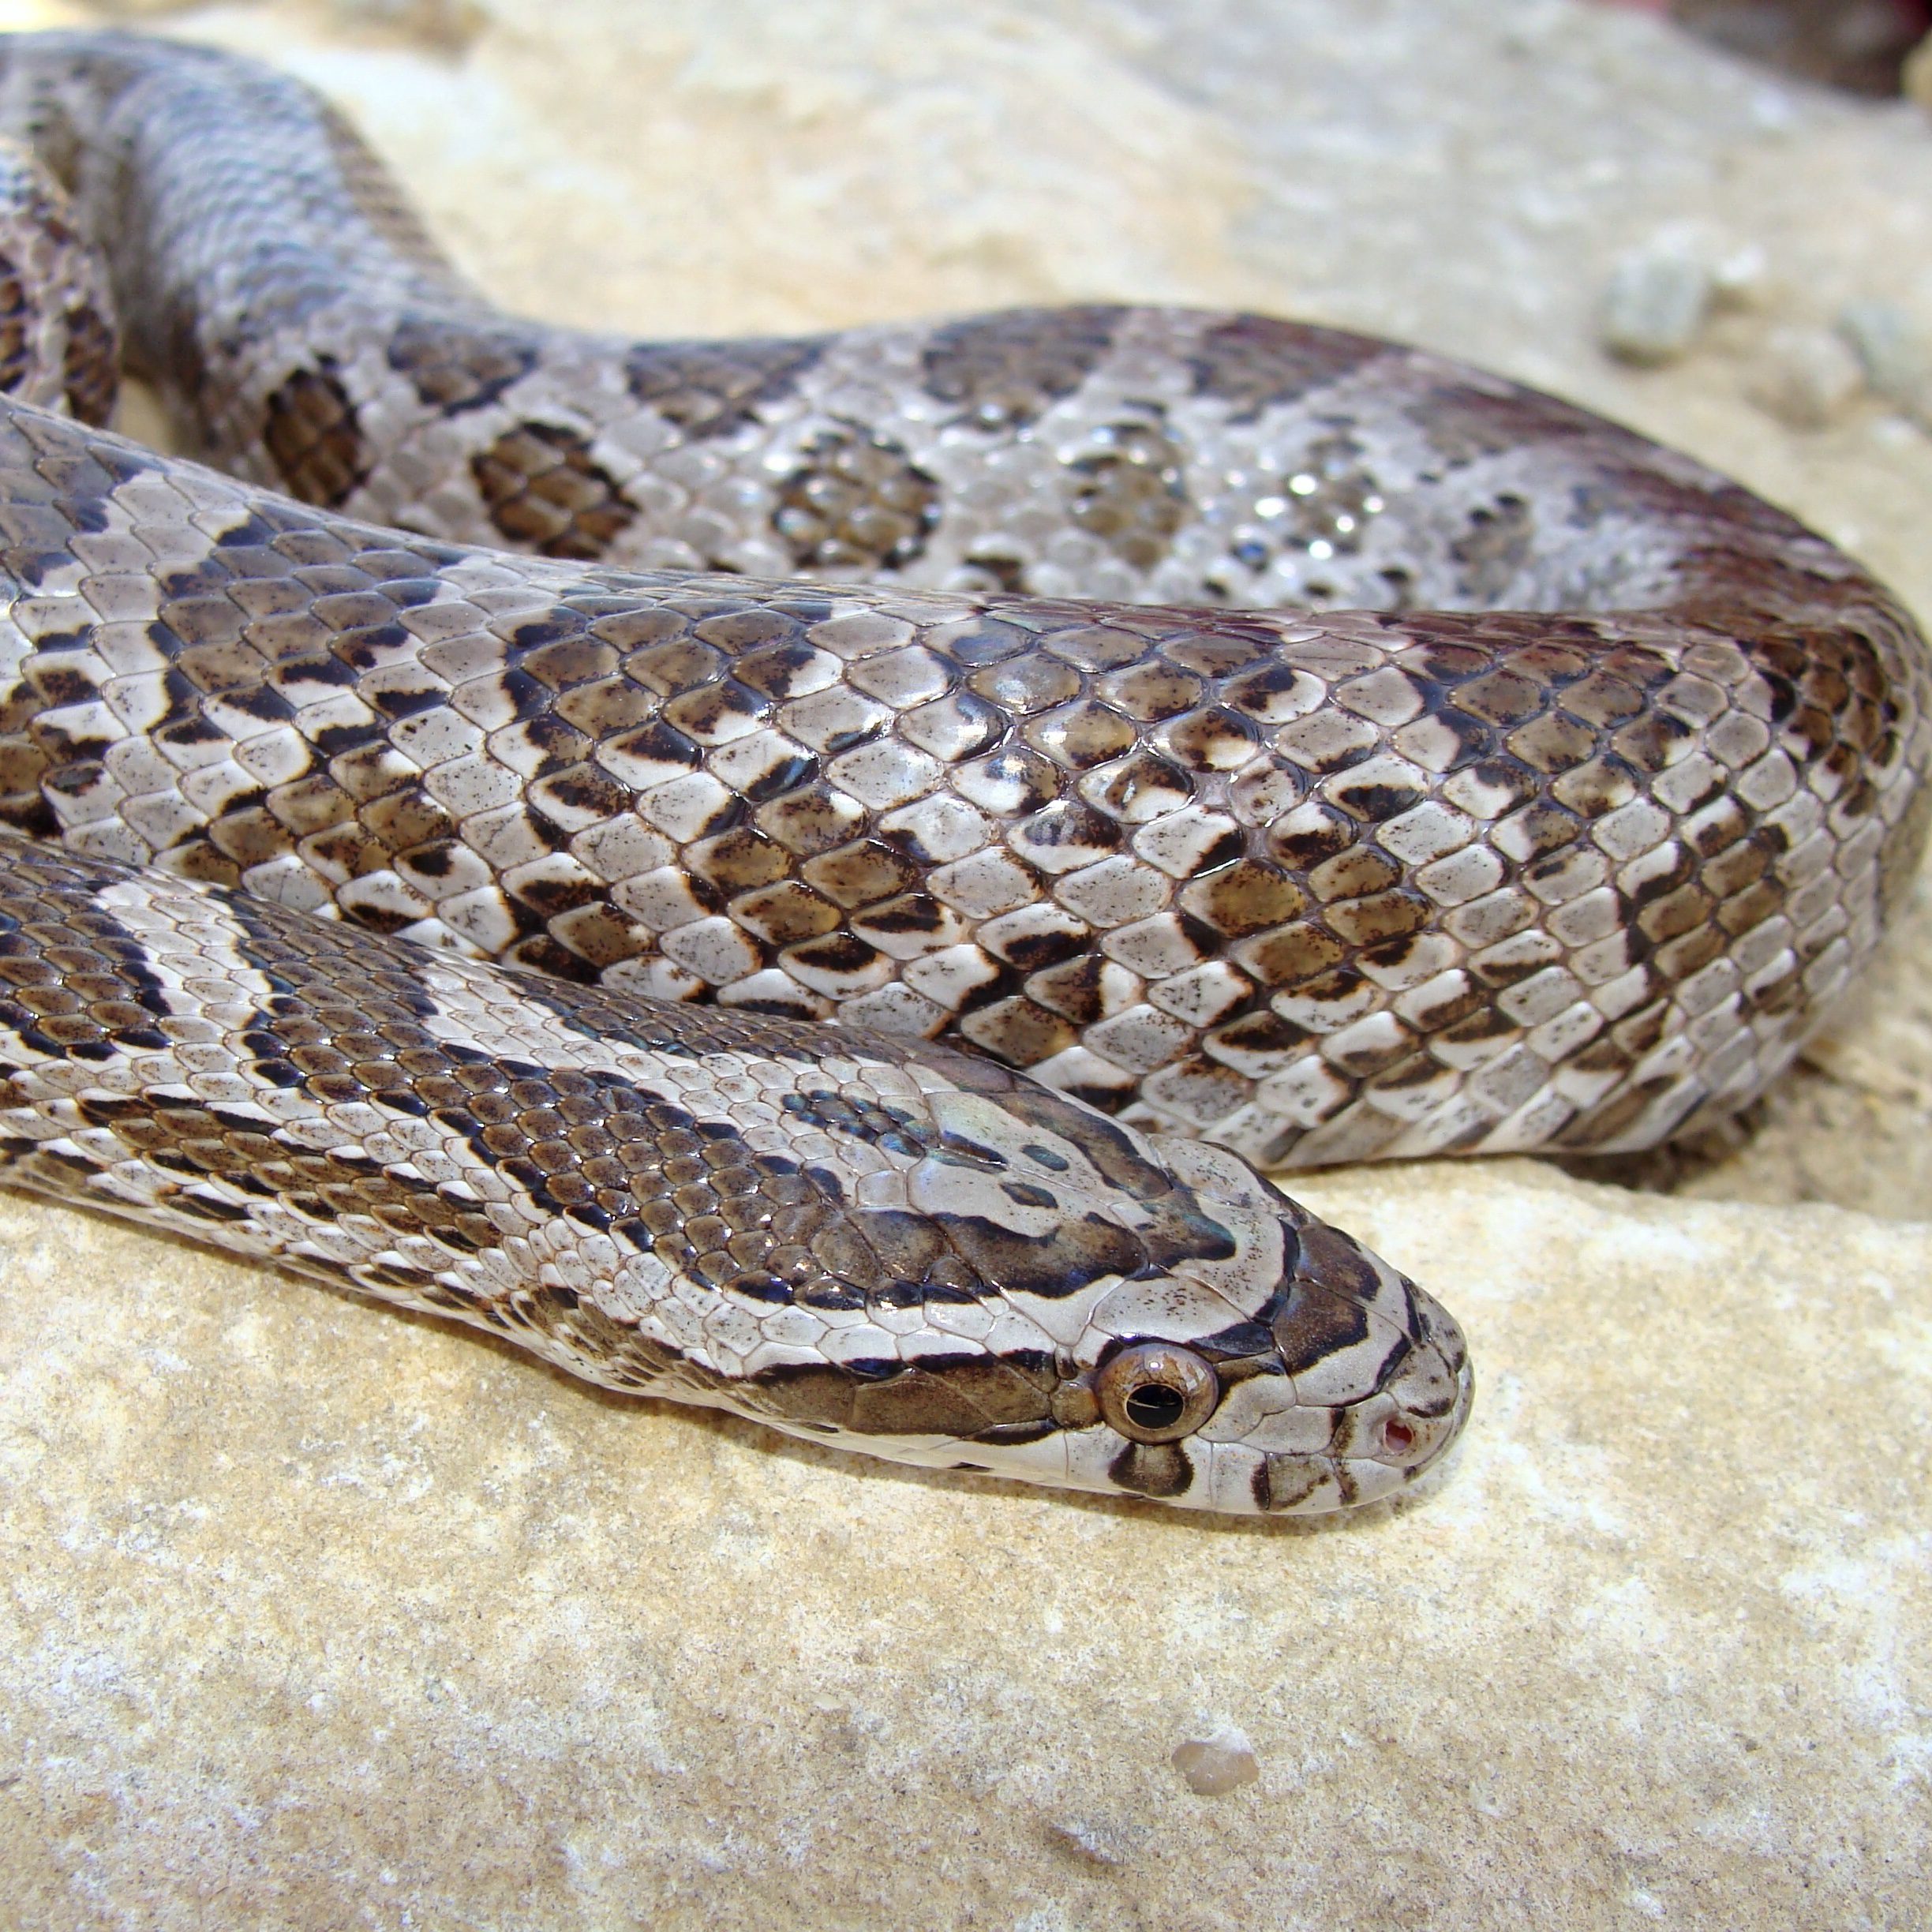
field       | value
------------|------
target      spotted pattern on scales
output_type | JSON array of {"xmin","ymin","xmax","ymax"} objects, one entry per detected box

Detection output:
[
  {"xmin": 0, "ymin": 28, "xmax": 1918, "ymax": 1511},
  {"xmin": 0, "ymin": 377, "xmax": 1914, "ymax": 1174}
]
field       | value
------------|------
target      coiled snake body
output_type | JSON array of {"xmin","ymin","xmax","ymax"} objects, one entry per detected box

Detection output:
[{"xmin": 0, "ymin": 32, "xmax": 1922, "ymax": 1512}]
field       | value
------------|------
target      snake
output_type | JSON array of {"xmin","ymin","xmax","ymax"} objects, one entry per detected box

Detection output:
[{"xmin": 0, "ymin": 32, "xmax": 1919, "ymax": 1518}]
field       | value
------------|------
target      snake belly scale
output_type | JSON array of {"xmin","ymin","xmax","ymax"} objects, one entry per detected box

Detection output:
[{"xmin": 0, "ymin": 32, "xmax": 1919, "ymax": 1514}]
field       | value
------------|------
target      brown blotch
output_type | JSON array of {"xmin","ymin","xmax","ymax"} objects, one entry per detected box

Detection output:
[
  {"xmin": 624, "ymin": 338, "xmax": 822, "ymax": 438},
  {"xmin": 61, "ymin": 301, "xmax": 118, "ymax": 425},
  {"xmin": 1108, "ymin": 1440, "xmax": 1195, "ymax": 1499},
  {"xmin": 1025, "ymin": 698, "xmax": 1139, "ymax": 770},
  {"xmin": 729, "ymin": 881, "xmax": 841, "ymax": 945},
  {"xmin": 921, "ymin": 306, "xmax": 1119, "ymax": 428},
  {"xmin": 1268, "ymin": 805, "xmax": 1355, "ymax": 871},
  {"xmin": 1069, "ymin": 421, "xmax": 1190, "ymax": 571},
  {"xmin": 1098, "ymin": 661, "xmax": 1207, "ymax": 721},
  {"xmin": 1274, "ymin": 1267, "xmax": 1376, "ymax": 1376},
  {"xmin": 0, "ymin": 253, "xmax": 29, "ymax": 397},
  {"xmin": 803, "ymin": 838, "xmax": 922, "ymax": 910},
  {"xmin": 1189, "ymin": 315, "xmax": 1389, "ymax": 421},
  {"xmin": 1324, "ymin": 889, "xmax": 1430, "ymax": 948},
  {"xmin": 1309, "ymin": 846, "xmax": 1402, "ymax": 903},
  {"xmin": 1206, "ymin": 1009, "xmax": 1312, "ymax": 1071},
  {"xmin": 1159, "ymin": 706, "xmax": 1260, "ymax": 773},
  {"xmin": 263, "ymin": 361, "xmax": 372, "ymax": 509},
  {"xmin": 689, "ymin": 828, "xmax": 791, "ymax": 894},
  {"xmin": 772, "ymin": 426, "xmax": 938, "ymax": 573},
  {"xmin": 1410, "ymin": 380, "xmax": 1601, "ymax": 466},
  {"xmin": 553, "ymin": 674, "xmax": 656, "ymax": 736},
  {"xmin": 388, "ymin": 316, "xmax": 538, "ymax": 412},
  {"xmin": 1451, "ymin": 494, "xmax": 1537, "ymax": 603},
  {"xmin": 959, "ymin": 995, "xmax": 1080, "ymax": 1067},
  {"xmin": 472, "ymin": 421, "xmax": 636, "ymax": 560},
  {"xmin": 1252, "ymin": 1452, "xmax": 1331, "ymax": 1513},
  {"xmin": 754, "ymin": 782, "xmax": 867, "ymax": 856},
  {"xmin": 1023, "ymin": 957, "xmax": 1118, "ymax": 1025}
]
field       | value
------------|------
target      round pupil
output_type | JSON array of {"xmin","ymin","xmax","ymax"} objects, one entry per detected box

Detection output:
[{"xmin": 1123, "ymin": 1381, "xmax": 1187, "ymax": 1430}]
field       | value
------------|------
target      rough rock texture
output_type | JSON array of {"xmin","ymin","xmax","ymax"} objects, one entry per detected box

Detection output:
[{"xmin": 1, "ymin": 0, "xmax": 1928, "ymax": 1926}]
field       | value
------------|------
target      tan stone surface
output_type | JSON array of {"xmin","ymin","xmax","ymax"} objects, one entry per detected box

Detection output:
[{"xmin": 0, "ymin": 1, "xmax": 1928, "ymax": 1925}]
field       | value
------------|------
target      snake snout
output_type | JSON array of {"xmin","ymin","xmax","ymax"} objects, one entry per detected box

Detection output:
[{"xmin": 1341, "ymin": 1286, "xmax": 1474, "ymax": 1485}]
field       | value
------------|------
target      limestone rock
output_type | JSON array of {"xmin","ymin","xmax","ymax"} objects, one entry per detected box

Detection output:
[{"xmin": 2, "ymin": 2, "xmax": 1928, "ymax": 1926}]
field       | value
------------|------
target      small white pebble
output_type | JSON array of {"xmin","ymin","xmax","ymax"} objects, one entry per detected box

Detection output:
[
  {"xmin": 1709, "ymin": 241, "xmax": 1768, "ymax": 310},
  {"xmin": 1600, "ymin": 246, "xmax": 1714, "ymax": 367},
  {"xmin": 1046, "ymin": 1815, "xmax": 1146, "ymax": 1868},
  {"xmin": 1171, "ymin": 1724, "xmax": 1260, "ymax": 1796},
  {"xmin": 1747, "ymin": 327, "xmax": 1864, "ymax": 432},
  {"xmin": 1837, "ymin": 301, "xmax": 1930, "ymax": 416}
]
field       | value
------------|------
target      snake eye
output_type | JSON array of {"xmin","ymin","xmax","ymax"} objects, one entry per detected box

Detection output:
[{"xmin": 1095, "ymin": 1342, "xmax": 1219, "ymax": 1443}]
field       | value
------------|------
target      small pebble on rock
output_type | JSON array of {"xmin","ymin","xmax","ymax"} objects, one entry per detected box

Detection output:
[
  {"xmin": 1171, "ymin": 1726, "xmax": 1260, "ymax": 1796},
  {"xmin": 1709, "ymin": 240, "xmax": 1768, "ymax": 310},
  {"xmin": 1747, "ymin": 325, "xmax": 1865, "ymax": 430},
  {"xmin": 1600, "ymin": 242, "xmax": 1715, "ymax": 365},
  {"xmin": 1046, "ymin": 1816, "xmax": 1147, "ymax": 1868},
  {"xmin": 1837, "ymin": 299, "xmax": 1931, "ymax": 417}
]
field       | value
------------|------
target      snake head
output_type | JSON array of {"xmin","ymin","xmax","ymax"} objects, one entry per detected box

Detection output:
[
  {"xmin": 1023, "ymin": 1136, "xmax": 1473, "ymax": 1515},
  {"xmin": 809, "ymin": 1075, "xmax": 1474, "ymax": 1516},
  {"xmin": 584, "ymin": 1035, "xmax": 1470, "ymax": 1518}
]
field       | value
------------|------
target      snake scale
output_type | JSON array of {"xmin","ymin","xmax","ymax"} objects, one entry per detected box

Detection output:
[{"xmin": 0, "ymin": 32, "xmax": 1921, "ymax": 1515}]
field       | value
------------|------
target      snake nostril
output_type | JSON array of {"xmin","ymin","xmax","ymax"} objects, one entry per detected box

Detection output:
[{"xmin": 1380, "ymin": 1417, "xmax": 1417, "ymax": 1458}]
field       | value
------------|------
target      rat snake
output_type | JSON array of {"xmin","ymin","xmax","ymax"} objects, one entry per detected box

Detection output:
[{"xmin": 0, "ymin": 30, "xmax": 1921, "ymax": 1513}]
